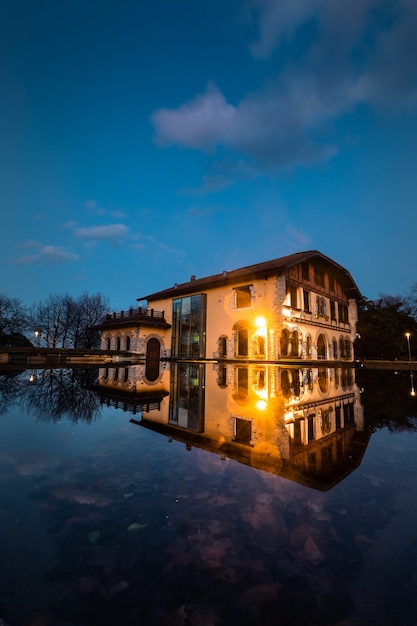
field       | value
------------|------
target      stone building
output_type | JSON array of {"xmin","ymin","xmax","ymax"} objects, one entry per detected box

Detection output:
[{"xmin": 98, "ymin": 250, "xmax": 362, "ymax": 363}]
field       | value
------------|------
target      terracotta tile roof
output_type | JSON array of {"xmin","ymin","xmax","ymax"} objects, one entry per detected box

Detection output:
[{"xmin": 139, "ymin": 250, "xmax": 362, "ymax": 302}]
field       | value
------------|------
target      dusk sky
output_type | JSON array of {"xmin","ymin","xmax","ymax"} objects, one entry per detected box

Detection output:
[{"xmin": 2, "ymin": 0, "xmax": 417, "ymax": 312}]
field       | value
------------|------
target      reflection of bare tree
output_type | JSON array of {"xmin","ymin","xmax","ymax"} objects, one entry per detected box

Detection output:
[
  {"xmin": 21, "ymin": 368, "xmax": 102, "ymax": 423},
  {"xmin": 0, "ymin": 370, "xmax": 25, "ymax": 415}
]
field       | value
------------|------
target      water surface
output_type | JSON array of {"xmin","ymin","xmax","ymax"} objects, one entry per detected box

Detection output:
[{"xmin": 0, "ymin": 365, "xmax": 417, "ymax": 625}]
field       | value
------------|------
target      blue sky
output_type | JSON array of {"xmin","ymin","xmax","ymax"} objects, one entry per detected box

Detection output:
[{"xmin": 1, "ymin": 0, "xmax": 417, "ymax": 311}]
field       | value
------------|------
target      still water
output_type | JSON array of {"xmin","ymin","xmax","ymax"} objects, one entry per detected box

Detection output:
[{"xmin": 1, "ymin": 363, "xmax": 417, "ymax": 626}]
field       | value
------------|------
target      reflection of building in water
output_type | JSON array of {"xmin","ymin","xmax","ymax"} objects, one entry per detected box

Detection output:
[
  {"xmin": 98, "ymin": 251, "xmax": 362, "ymax": 362},
  {"xmin": 98, "ymin": 362, "xmax": 370, "ymax": 490},
  {"xmin": 97, "ymin": 361, "xmax": 170, "ymax": 417}
]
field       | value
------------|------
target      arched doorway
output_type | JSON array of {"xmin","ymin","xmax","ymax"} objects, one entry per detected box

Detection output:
[
  {"xmin": 234, "ymin": 322, "xmax": 249, "ymax": 357},
  {"xmin": 146, "ymin": 338, "xmax": 161, "ymax": 382}
]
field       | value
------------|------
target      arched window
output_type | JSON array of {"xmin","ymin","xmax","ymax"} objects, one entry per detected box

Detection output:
[
  {"xmin": 292, "ymin": 369, "xmax": 301, "ymax": 397},
  {"xmin": 125, "ymin": 336, "xmax": 131, "ymax": 351},
  {"xmin": 317, "ymin": 334, "xmax": 327, "ymax": 359},
  {"xmin": 290, "ymin": 331, "xmax": 299, "ymax": 357},
  {"xmin": 318, "ymin": 368, "xmax": 329, "ymax": 392},
  {"xmin": 306, "ymin": 334, "xmax": 312, "ymax": 358},
  {"xmin": 332, "ymin": 338, "xmax": 338, "ymax": 359},
  {"xmin": 316, "ymin": 296, "xmax": 326, "ymax": 318},
  {"xmin": 116, "ymin": 337, "xmax": 121, "ymax": 351},
  {"xmin": 256, "ymin": 335, "xmax": 265, "ymax": 356},
  {"xmin": 281, "ymin": 369, "xmax": 291, "ymax": 398},
  {"xmin": 345, "ymin": 340, "xmax": 352, "ymax": 359},
  {"xmin": 280, "ymin": 329, "xmax": 290, "ymax": 357},
  {"xmin": 107, "ymin": 337, "xmax": 111, "ymax": 351}
]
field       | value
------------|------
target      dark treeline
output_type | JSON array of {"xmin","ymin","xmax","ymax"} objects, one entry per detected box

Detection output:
[
  {"xmin": 0, "ymin": 292, "xmax": 109, "ymax": 349},
  {"xmin": 356, "ymin": 292, "xmax": 417, "ymax": 361}
]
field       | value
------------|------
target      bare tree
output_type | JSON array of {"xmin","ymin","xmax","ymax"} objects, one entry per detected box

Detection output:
[
  {"xmin": 28, "ymin": 294, "xmax": 73, "ymax": 347},
  {"xmin": 68, "ymin": 293, "xmax": 109, "ymax": 349},
  {"xmin": 28, "ymin": 292, "xmax": 109, "ymax": 349},
  {"xmin": 0, "ymin": 294, "xmax": 28, "ymax": 345}
]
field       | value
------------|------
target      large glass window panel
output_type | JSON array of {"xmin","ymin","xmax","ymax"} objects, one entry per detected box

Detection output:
[{"xmin": 171, "ymin": 294, "xmax": 206, "ymax": 358}]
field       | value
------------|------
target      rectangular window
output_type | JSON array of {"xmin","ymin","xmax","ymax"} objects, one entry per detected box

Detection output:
[
  {"xmin": 302, "ymin": 262, "xmax": 310, "ymax": 281},
  {"xmin": 338, "ymin": 303, "xmax": 349, "ymax": 323},
  {"xmin": 303, "ymin": 289, "xmax": 310, "ymax": 313},
  {"xmin": 329, "ymin": 275, "xmax": 335, "ymax": 292},
  {"xmin": 330, "ymin": 300, "xmax": 336, "ymax": 321},
  {"xmin": 289, "ymin": 284, "xmax": 298, "ymax": 308},
  {"xmin": 171, "ymin": 294, "xmax": 207, "ymax": 357},
  {"xmin": 234, "ymin": 417, "xmax": 252, "ymax": 445},
  {"xmin": 235, "ymin": 286, "xmax": 252, "ymax": 308}
]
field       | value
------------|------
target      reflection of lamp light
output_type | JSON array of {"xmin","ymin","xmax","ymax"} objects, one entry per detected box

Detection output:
[
  {"xmin": 29, "ymin": 373, "xmax": 35, "ymax": 383},
  {"xmin": 411, "ymin": 373, "xmax": 416, "ymax": 397},
  {"xmin": 406, "ymin": 333, "xmax": 412, "ymax": 362}
]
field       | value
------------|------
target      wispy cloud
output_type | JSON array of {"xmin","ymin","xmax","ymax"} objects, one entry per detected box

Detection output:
[
  {"xmin": 15, "ymin": 245, "xmax": 80, "ymax": 264},
  {"xmin": 152, "ymin": 0, "xmax": 417, "ymax": 186},
  {"xmin": 74, "ymin": 224, "xmax": 129, "ymax": 244}
]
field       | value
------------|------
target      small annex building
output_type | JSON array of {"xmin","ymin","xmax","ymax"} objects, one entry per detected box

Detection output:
[{"xmin": 99, "ymin": 250, "xmax": 362, "ymax": 362}]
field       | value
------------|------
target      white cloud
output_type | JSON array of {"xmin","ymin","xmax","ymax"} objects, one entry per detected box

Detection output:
[
  {"xmin": 151, "ymin": 0, "xmax": 417, "ymax": 185},
  {"xmin": 15, "ymin": 246, "xmax": 80, "ymax": 264},
  {"xmin": 74, "ymin": 224, "xmax": 129, "ymax": 243},
  {"xmin": 152, "ymin": 83, "xmax": 236, "ymax": 152}
]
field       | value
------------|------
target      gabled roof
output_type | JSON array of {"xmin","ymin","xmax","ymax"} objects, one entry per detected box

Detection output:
[{"xmin": 139, "ymin": 250, "xmax": 362, "ymax": 302}]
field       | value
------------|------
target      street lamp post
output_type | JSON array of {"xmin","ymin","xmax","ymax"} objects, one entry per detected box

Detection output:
[{"xmin": 406, "ymin": 333, "xmax": 412, "ymax": 362}]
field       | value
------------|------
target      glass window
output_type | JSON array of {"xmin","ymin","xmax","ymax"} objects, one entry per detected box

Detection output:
[
  {"xmin": 302, "ymin": 262, "xmax": 310, "ymax": 281},
  {"xmin": 303, "ymin": 290, "xmax": 311, "ymax": 313},
  {"xmin": 235, "ymin": 286, "xmax": 252, "ymax": 308},
  {"xmin": 289, "ymin": 285, "xmax": 298, "ymax": 308},
  {"xmin": 171, "ymin": 294, "xmax": 207, "ymax": 358},
  {"xmin": 235, "ymin": 418, "xmax": 252, "ymax": 445},
  {"xmin": 316, "ymin": 296, "xmax": 326, "ymax": 317},
  {"xmin": 338, "ymin": 303, "xmax": 349, "ymax": 323}
]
